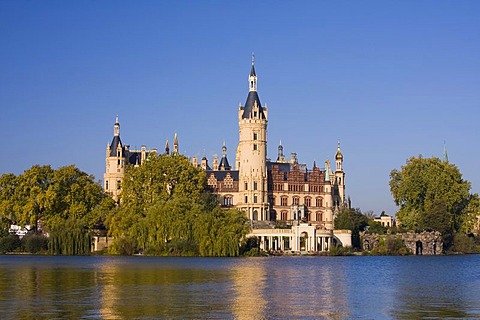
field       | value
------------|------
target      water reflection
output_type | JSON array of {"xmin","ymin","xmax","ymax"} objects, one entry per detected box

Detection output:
[
  {"xmin": 229, "ymin": 257, "xmax": 349, "ymax": 319},
  {"xmin": 230, "ymin": 258, "xmax": 267, "ymax": 319},
  {"xmin": 1, "ymin": 255, "xmax": 480, "ymax": 319}
]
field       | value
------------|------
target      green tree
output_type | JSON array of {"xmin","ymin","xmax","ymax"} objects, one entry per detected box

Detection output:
[
  {"xmin": 48, "ymin": 218, "xmax": 92, "ymax": 255},
  {"xmin": 390, "ymin": 156, "xmax": 471, "ymax": 233},
  {"xmin": 0, "ymin": 165, "xmax": 113, "ymax": 254},
  {"xmin": 0, "ymin": 165, "xmax": 111, "ymax": 232},
  {"xmin": 7, "ymin": 165, "xmax": 54, "ymax": 229},
  {"xmin": 461, "ymin": 193, "xmax": 480, "ymax": 235},
  {"xmin": 389, "ymin": 156, "xmax": 480, "ymax": 250},
  {"xmin": 334, "ymin": 207, "xmax": 368, "ymax": 249},
  {"xmin": 106, "ymin": 154, "xmax": 250, "ymax": 256}
]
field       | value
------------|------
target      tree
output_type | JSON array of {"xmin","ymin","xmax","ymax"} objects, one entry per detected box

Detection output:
[
  {"xmin": 390, "ymin": 156, "xmax": 474, "ymax": 247},
  {"xmin": 335, "ymin": 207, "xmax": 368, "ymax": 249},
  {"xmin": 0, "ymin": 165, "xmax": 111, "ymax": 232},
  {"xmin": 105, "ymin": 154, "xmax": 250, "ymax": 256},
  {"xmin": 461, "ymin": 193, "xmax": 480, "ymax": 235}
]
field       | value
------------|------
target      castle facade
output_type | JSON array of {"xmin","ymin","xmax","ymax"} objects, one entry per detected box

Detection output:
[{"xmin": 104, "ymin": 58, "xmax": 351, "ymax": 251}]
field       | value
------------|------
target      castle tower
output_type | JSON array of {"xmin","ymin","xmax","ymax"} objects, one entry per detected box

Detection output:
[
  {"xmin": 324, "ymin": 160, "xmax": 334, "ymax": 229},
  {"xmin": 334, "ymin": 142, "xmax": 345, "ymax": 207},
  {"xmin": 236, "ymin": 55, "xmax": 269, "ymax": 221},
  {"xmin": 104, "ymin": 116, "xmax": 126, "ymax": 203}
]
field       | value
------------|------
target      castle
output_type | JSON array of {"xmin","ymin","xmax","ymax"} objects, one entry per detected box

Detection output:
[{"xmin": 104, "ymin": 57, "xmax": 351, "ymax": 252}]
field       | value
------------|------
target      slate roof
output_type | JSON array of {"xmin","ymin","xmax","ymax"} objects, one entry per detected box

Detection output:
[
  {"xmin": 127, "ymin": 151, "xmax": 150, "ymax": 165},
  {"xmin": 206, "ymin": 170, "xmax": 239, "ymax": 181},
  {"xmin": 242, "ymin": 91, "xmax": 265, "ymax": 119},
  {"xmin": 109, "ymin": 136, "xmax": 123, "ymax": 157},
  {"xmin": 218, "ymin": 156, "xmax": 231, "ymax": 170}
]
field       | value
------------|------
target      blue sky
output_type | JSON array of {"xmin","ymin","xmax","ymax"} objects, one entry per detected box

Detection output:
[{"xmin": 1, "ymin": 1, "xmax": 479, "ymax": 216}]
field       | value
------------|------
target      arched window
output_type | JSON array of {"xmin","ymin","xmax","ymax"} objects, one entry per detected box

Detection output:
[
  {"xmin": 223, "ymin": 195, "xmax": 233, "ymax": 207},
  {"xmin": 305, "ymin": 197, "xmax": 311, "ymax": 207},
  {"xmin": 293, "ymin": 197, "xmax": 299, "ymax": 205}
]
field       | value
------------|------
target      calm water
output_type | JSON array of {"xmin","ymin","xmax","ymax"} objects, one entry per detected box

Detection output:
[{"xmin": 1, "ymin": 255, "xmax": 480, "ymax": 319}]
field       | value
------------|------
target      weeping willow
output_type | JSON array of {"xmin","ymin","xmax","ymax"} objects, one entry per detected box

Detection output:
[{"xmin": 48, "ymin": 219, "xmax": 91, "ymax": 255}]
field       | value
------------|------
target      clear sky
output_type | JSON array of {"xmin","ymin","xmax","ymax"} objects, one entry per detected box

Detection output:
[{"xmin": 1, "ymin": 1, "xmax": 479, "ymax": 216}]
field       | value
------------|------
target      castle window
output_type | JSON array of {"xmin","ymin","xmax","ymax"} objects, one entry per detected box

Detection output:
[
  {"xmin": 254, "ymin": 195, "xmax": 257, "ymax": 203},
  {"xmin": 245, "ymin": 195, "xmax": 248, "ymax": 203},
  {"xmin": 305, "ymin": 197, "xmax": 311, "ymax": 207},
  {"xmin": 254, "ymin": 182, "xmax": 257, "ymax": 190},
  {"xmin": 281, "ymin": 196, "xmax": 288, "ymax": 206},
  {"xmin": 105, "ymin": 181, "xmax": 109, "ymax": 190},
  {"xmin": 253, "ymin": 144, "xmax": 257, "ymax": 151},
  {"xmin": 245, "ymin": 182, "xmax": 248, "ymax": 190},
  {"xmin": 254, "ymin": 111, "xmax": 257, "ymax": 117},
  {"xmin": 223, "ymin": 196, "xmax": 233, "ymax": 207},
  {"xmin": 253, "ymin": 133, "xmax": 258, "ymax": 140},
  {"xmin": 281, "ymin": 211, "xmax": 288, "ymax": 220},
  {"xmin": 316, "ymin": 212, "xmax": 323, "ymax": 222},
  {"xmin": 117, "ymin": 180, "xmax": 121, "ymax": 190},
  {"xmin": 293, "ymin": 197, "xmax": 299, "ymax": 205},
  {"xmin": 316, "ymin": 198, "xmax": 323, "ymax": 207}
]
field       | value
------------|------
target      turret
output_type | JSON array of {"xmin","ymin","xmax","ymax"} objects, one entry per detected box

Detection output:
[
  {"xmin": 165, "ymin": 140, "xmax": 170, "ymax": 155},
  {"xmin": 219, "ymin": 143, "xmax": 231, "ymax": 170},
  {"xmin": 334, "ymin": 142, "xmax": 346, "ymax": 209},
  {"xmin": 173, "ymin": 133, "xmax": 179, "ymax": 155},
  {"xmin": 277, "ymin": 141, "xmax": 286, "ymax": 163}
]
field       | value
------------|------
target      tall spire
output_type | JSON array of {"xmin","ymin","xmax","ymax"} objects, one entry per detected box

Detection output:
[
  {"xmin": 219, "ymin": 142, "xmax": 231, "ymax": 170},
  {"xmin": 165, "ymin": 139, "xmax": 170, "ymax": 155},
  {"xmin": 335, "ymin": 140, "xmax": 344, "ymax": 161},
  {"xmin": 277, "ymin": 140, "xmax": 285, "ymax": 163},
  {"xmin": 249, "ymin": 52, "xmax": 257, "ymax": 92},
  {"xmin": 114, "ymin": 115, "xmax": 120, "ymax": 137},
  {"xmin": 443, "ymin": 140, "xmax": 449, "ymax": 163},
  {"xmin": 173, "ymin": 133, "xmax": 179, "ymax": 155}
]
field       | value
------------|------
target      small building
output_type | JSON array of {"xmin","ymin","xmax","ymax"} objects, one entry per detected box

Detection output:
[
  {"xmin": 374, "ymin": 213, "xmax": 395, "ymax": 228},
  {"xmin": 250, "ymin": 223, "xmax": 351, "ymax": 253}
]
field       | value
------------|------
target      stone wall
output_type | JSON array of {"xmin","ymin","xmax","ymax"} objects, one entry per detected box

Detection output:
[{"xmin": 362, "ymin": 231, "xmax": 443, "ymax": 255}]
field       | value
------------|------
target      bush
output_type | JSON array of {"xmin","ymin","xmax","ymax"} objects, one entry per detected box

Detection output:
[
  {"xmin": 0, "ymin": 235, "xmax": 22, "ymax": 253},
  {"xmin": 109, "ymin": 236, "xmax": 137, "ymax": 255},
  {"xmin": 328, "ymin": 246, "xmax": 353, "ymax": 256},
  {"xmin": 371, "ymin": 236, "xmax": 411, "ymax": 256},
  {"xmin": 22, "ymin": 234, "xmax": 48, "ymax": 254},
  {"xmin": 449, "ymin": 233, "xmax": 479, "ymax": 254}
]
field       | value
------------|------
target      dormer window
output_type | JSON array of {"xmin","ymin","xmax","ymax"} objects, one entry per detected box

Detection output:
[{"xmin": 254, "ymin": 111, "xmax": 257, "ymax": 117}]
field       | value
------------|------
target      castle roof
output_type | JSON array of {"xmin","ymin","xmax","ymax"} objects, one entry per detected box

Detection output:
[
  {"xmin": 242, "ymin": 91, "xmax": 265, "ymax": 119},
  {"xmin": 109, "ymin": 136, "xmax": 123, "ymax": 157},
  {"xmin": 219, "ymin": 155, "xmax": 231, "ymax": 170},
  {"xmin": 206, "ymin": 170, "xmax": 239, "ymax": 181}
]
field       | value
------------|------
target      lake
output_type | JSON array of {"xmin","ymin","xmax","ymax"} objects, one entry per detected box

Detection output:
[{"xmin": 1, "ymin": 255, "xmax": 479, "ymax": 319}]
